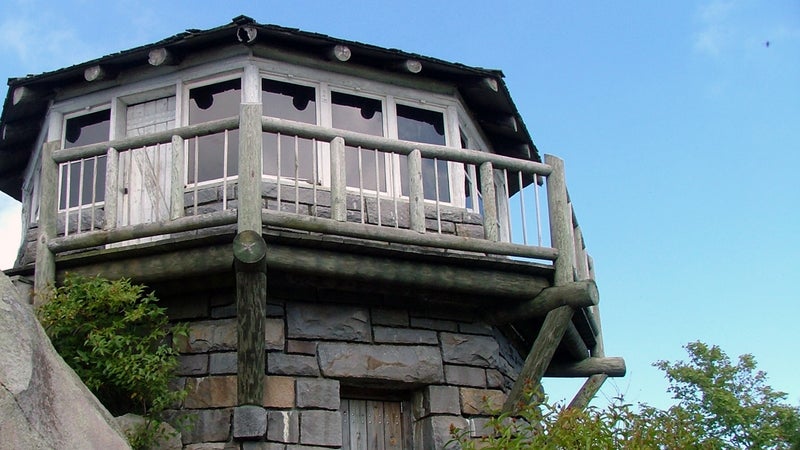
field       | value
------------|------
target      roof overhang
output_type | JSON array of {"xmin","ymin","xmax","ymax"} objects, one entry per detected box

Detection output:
[{"xmin": 0, "ymin": 15, "xmax": 539, "ymax": 201}]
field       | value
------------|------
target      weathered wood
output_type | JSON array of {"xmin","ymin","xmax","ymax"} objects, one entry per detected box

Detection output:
[
  {"xmin": 170, "ymin": 135, "xmax": 184, "ymax": 220},
  {"xmin": 233, "ymin": 230, "xmax": 267, "ymax": 272},
  {"xmin": 398, "ymin": 59, "xmax": 422, "ymax": 74},
  {"xmin": 330, "ymin": 136, "xmax": 347, "ymax": 222},
  {"xmin": 487, "ymin": 280, "xmax": 598, "ymax": 324},
  {"xmin": 84, "ymin": 65, "xmax": 114, "ymax": 82},
  {"xmin": 503, "ymin": 154, "xmax": 576, "ymax": 412},
  {"xmin": 148, "ymin": 48, "xmax": 178, "ymax": 66},
  {"xmin": 53, "ymin": 116, "xmax": 239, "ymax": 162},
  {"xmin": 545, "ymin": 357, "xmax": 626, "ymax": 378},
  {"xmin": 482, "ymin": 77, "xmax": 499, "ymax": 92},
  {"xmin": 261, "ymin": 209, "xmax": 558, "ymax": 260},
  {"xmin": 562, "ymin": 322, "xmax": 590, "ymax": 361},
  {"xmin": 261, "ymin": 116, "xmax": 552, "ymax": 176},
  {"xmin": 48, "ymin": 210, "xmax": 237, "ymax": 253},
  {"xmin": 328, "ymin": 44, "xmax": 351, "ymax": 62},
  {"xmin": 407, "ymin": 149, "xmax": 425, "ymax": 233},
  {"xmin": 568, "ymin": 374, "xmax": 608, "ymax": 410},
  {"xmin": 502, "ymin": 305, "xmax": 574, "ymax": 412},
  {"xmin": 103, "ymin": 147, "xmax": 119, "ymax": 230},
  {"xmin": 236, "ymin": 25, "xmax": 258, "ymax": 44},
  {"xmin": 234, "ymin": 230, "xmax": 267, "ymax": 405},
  {"xmin": 238, "ymin": 103, "xmax": 263, "ymax": 232},
  {"xmin": 12, "ymin": 86, "xmax": 36, "ymax": 105},
  {"xmin": 34, "ymin": 141, "xmax": 59, "ymax": 305},
  {"xmin": 479, "ymin": 162, "xmax": 499, "ymax": 241}
]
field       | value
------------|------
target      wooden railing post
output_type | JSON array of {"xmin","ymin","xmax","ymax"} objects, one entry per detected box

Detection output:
[
  {"xmin": 34, "ymin": 141, "xmax": 60, "ymax": 305},
  {"xmin": 408, "ymin": 148, "xmax": 425, "ymax": 233},
  {"xmin": 503, "ymin": 154, "xmax": 576, "ymax": 412},
  {"xmin": 104, "ymin": 147, "xmax": 118, "ymax": 230},
  {"xmin": 170, "ymin": 135, "xmax": 184, "ymax": 220},
  {"xmin": 235, "ymin": 102, "xmax": 265, "ymax": 406},
  {"xmin": 479, "ymin": 161, "xmax": 498, "ymax": 241},
  {"xmin": 330, "ymin": 136, "xmax": 347, "ymax": 222}
]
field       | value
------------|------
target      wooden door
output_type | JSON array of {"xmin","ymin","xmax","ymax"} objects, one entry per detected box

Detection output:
[
  {"xmin": 119, "ymin": 97, "xmax": 175, "ymax": 230},
  {"xmin": 342, "ymin": 399, "xmax": 410, "ymax": 450}
]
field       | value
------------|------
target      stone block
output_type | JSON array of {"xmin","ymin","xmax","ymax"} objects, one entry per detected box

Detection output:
[
  {"xmin": 243, "ymin": 443, "xmax": 287, "ymax": 450},
  {"xmin": 178, "ymin": 353, "xmax": 209, "ymax": 376},
  {"xmin": 459, "ymin": 388, "xmax": 506, "ymax": 415},
  {"xmin": 318, "ymin": 343, "xmax": 444, "ymax": 384},
  {"xmin": 373, "ymin": 326, "xmax": 438, "ymax": 345},
  {"xmin": 263, "ymin": 376, "xmax": 295, "ymax": 408},
  {"xmin": 455, "ymin": 223, "xmax": 484, "ymax": 239},
  {"xmin": 286, "ymin": 340, "xmax": 317, "ymax": 355},
  {"xmin": 209, "ymin": 352, "xmax": 237, "ymax": 375},
  {"xmin": 408, "ymin": 317, "xmax": 457, "ymax": 332},
  {"xmin": 415, "ymin": 415, "xmax": 467, "ymax": 450},
  {"xmin": 184, "ymin": 376, "xmax": 237, "ymax": 408},
  {"xmin": 300, "ymin": 410, "xmax": 342, "ymax": 447},
  {"xmin": 167, "ymin": 408, "xmax": 231, "ymax": 444},
  {"xmin": 423, "ymin": 385, "xmax": 460, "ymax": 416},
  {"xmin": 268, "ymin": 353, "xmax": 320, "ymax": 377},
  {"xmin": 444, "ymin": 364, "xmax": 487, "ymax": 387},
  {"xmin": 185, "ymin": 443, "xmax": 240, "ymax": 450},
  {"xmin": 266, "ymin": 302, "xmax": 285, "ymax": 317},
  {"xmin": 371, "ymin": 308, "xmax": 409, "ymax": 326},
  {"xmin": 486, "ymin": 369, "xmax": 504, "ymax": 389},
  {"xmin": 178, "ymin": 319, "xmax": 237, "ymax": 353},
  {"xmin": 287, "ymin": 303, "xmax": 370, "ymax": 342},
  {"xmin": 267, "ymin": 410, "xmax": 300, "ymax": 444},
  {"xmin": 234, "ymin": 405, "xmax": 268, "ymax": 440},
  {"xmin": 265, "ymin": 317, "xmax": 286, "ymax": 351},
  {"xmin": 296, "ymin": 378, "xmax": 340, "ymax": 410},
  {"xmin": 440, "ymin": 332, "xmax": 500, "ymax": 367},
  {"xmin": 458, "ymin": 322, "xmax": 494, "ymax": 336},
  {"xmin": 468, "ymin": 417, "xmax": 494, "ymax": 438}
]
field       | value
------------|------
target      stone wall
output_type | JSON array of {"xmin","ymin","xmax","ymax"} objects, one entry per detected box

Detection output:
[{"xmin": 161, "ymin": 286, "xmax": 523, "ymax": 449}]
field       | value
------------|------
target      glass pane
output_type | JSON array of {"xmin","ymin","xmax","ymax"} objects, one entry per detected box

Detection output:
[
  {"xmin": 64, "ymin": 110, "xmax": 110, "ymax": 149},
  {"xmin": 262, "ymin": 80, "xmax": 317, "ymax": 179},
  {"xmin": 396, "ymin": 105, "xmax": 449, "ymax": 201},
  {"xmin": 188, "ymin": 79, "xmax": 241, "ymax": 183},
  {"xmin": 332, "ymin": 92, "xmax": 386, "ymax": 191}
]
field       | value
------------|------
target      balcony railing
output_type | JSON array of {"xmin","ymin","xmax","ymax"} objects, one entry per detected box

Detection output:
[{"xmin": 35, "ymin": 104, "xmax": 595, "ymax": 303}]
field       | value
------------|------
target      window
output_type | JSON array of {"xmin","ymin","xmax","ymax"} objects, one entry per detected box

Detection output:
[
  {"xmin": 396, "ymin": 104, "xmax": 449, "ymax": 202},
  {"xmin": 331, "ymin": 91, "xmax": 387, "ymax": 192},
  {"xmin": 187, "ymin": 78, "xmax": 241, "ymax": 184},
  {"xmin": 262, "ymin": 79, "xmax": 317, "ymax": 182},
  {"xmin": 59, "ymin": 110, "xmax": 109, "ymax": 210}
]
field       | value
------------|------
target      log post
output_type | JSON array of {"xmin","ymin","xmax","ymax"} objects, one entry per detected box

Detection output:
[
  {"xmin": 34, "ymin": 141, "xmax": 59, "ymax": 305},
  {"xmin": 170, "ymin": 135, "xmax": 184, "ymax": 220},
  {"xmin": 328, "ymin": 45, "xmax": 351, "ymax": 62},
  {"xmin": 486, "ymin": 280, "xmax": 598, "ymax": 324},
  {"xmin": 479, "ymin": 161, "xmax": 498, "ymax": 241},
  {"xmin": 503, "ymin": 154, "xmax": 575, "ymax": 413},
  {"xmin": 330, "ymin": 136, "xmax": 347, "ymax": 222},
  {"xmin": 408, "ymin": 148, "xmax": 425, "ymax": 233},
  {"xmin": 544, "ymin": 357, "xmax": 626, "ymax": 378},
  {"xmin": 235, "ymin": 102, "xmax": 265, "ymax": 405},
  {"xmin": 233, "ymin": 230, "xmax": 267, "ymax": 405},
  {"xmin": 568, "ymin": 374, "xmax": 608, "ymax": 410},
  {"xmin": 103, "ymin": 147, "xmax": 119, "ymax": 230},
  {"xmin": 148, "ymin": 48, "xmax": 179, "ymax": 66}
]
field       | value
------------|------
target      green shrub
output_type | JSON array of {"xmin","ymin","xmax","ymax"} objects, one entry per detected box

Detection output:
[{"xmin": 37, "ymin": 274, "xmax": 188, "ymax": 448}]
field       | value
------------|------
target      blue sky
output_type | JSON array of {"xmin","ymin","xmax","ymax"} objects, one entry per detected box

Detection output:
[{"xmin": 0, "ymin": 1, "xmax": 798, "ymax": 409}]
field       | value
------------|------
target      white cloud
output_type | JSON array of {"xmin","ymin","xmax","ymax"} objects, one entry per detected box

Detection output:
[{"xmin": 693, "ymin": 0, "xmax": 736, "ymax": 57}]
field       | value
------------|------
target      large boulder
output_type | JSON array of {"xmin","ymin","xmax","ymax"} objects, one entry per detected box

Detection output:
[{"xmin": 0, "ymin": 272, "xmax": 130, "ymax": 449}]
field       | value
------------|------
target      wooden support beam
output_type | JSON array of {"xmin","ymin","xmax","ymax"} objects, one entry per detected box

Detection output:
[
  {"xmin": 148, "ymin": 48, "xmax": 179, "ymax": 66},
  {"xmin": 84, "ymin": 65, "xmax": 115, "ymax": 82},
  {"xmin": 34, "ymin": 141, "xmax": 59, "ymax": 305},
  {"xmin": 503, "ymin": 154, "xmax": 575, "ymax": 413},
  {"xmin": 238, "ymin": 103, "xmax": 263, "ymax": 232},
  {"xmin": 170, "ymin": 135, "xmax": 184, "ymax": 220},
  {"xmin": 103, "ymin": 147, "xmax": 119, "ymax": 230},
  {"xmin": 568, "ymin": 374, "xmax": 608, "ymax": 410},
  {"xmin": 330, "ymin": 136, "xmax": 347, "ymax": 222},
  {"xmin": 407, "ymin": 149, "xmax": 425, "ymax": 233},
  {"xmin": 234, "ymin": 231, "xmax": 267, "ymax": 405},
  {"xmin": 479, "ymin": 162, "xmax": 498, "ymax": 241},
  {"xmin": 327, "ymin": 45, "xmax": 351, "ymax": 62},
  {"xmin": 397, "ymin": 59, "xmax": 422, "ymax": 74},
  {"xmin": 544, "ymin": 357, "xmax": 626, "ymax": 378},
  {"xmin": 12, "ymin": 86, "xmax": 35, "ymax": 105},
  {"xmin": 562, "ymin": 322, "xmax": 590, "ymax": 361},
  {"xmin": 487, "ymin": 280, "xmax": 598, "ymax": 324}
]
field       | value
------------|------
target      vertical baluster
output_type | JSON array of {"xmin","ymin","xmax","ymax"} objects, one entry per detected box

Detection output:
[
  {"xmin": 312, "ymin": 138, "xmax": 318, "ymax": 216},
  {"xmin": 503, "ymin": 168, "xmax": 511, "ymax": 241},
  {"xmin": 276, "ymin": 133, "xmax": 282, "ymax": 211},
  {"xmin": 330, "ymin": 136, "xmax": 346, "ymax": 221},
  {"xmin": 192, "ymin": 137, "xmax": 199, "ymax": 216},
  {"xmin": 76, "ymin": 159, "xmax": 85, "ymax": 235},
  {"xmin": 223, "ymin": 130, "xmax": 229, "ymax": 211},
  {"xmin": 390, "ymin": 152, "xmax": 398, "ymax": 228},
  {"xmin": 518, "ymin": 171, "xmax": 528, "ymax": 246},
  {"xmin": 90, "ymin": 156, "xmax": 97, "ymax": 230},
  {"xmin": 535, "ymin": 174, "xmax": 543, "ymax": 247},
  {"xmin": 374, "ymin": 148, "xmax": 381, "ymax": 227},
  {"xmin": 294, "ymin": 135, "xmax": 300, "ymax": 214},
  {"xmin": 408, "ymin": 149, "xmax": 424, "ymax": 233},
  {"xmin": 433, "ymin": 157, "xmax": 441, "ymax": 233},
  {"xmin": 358, "ymin": 146, "xmax": 365, "ymax": 224}
]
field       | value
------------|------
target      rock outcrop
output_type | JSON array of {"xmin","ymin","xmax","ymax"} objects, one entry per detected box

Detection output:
[{"xmin": 0, "ymin": 272, "xmax": 130, "ymax": 449}]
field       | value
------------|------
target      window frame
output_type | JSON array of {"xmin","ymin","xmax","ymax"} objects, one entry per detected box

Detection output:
[{"xmin": 58, "ymin": 105, "xmax": 112, "ymax": 212}]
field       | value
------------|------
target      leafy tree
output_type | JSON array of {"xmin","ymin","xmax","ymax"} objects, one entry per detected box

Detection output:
[
  {"xmin": 37, "ymin": 274, "xmax": 188, "ymax": 448},
  {"xmin": 450, "ymin": 341, "xmax": 800, "ymax": 449}
]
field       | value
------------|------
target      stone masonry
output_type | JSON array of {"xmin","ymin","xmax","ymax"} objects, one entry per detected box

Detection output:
[{"xmin": 163, "ymin": 285, "xmax": 524, "ymax": 449}]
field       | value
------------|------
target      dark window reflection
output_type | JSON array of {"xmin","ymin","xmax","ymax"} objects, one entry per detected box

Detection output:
[
  {"xmin": 187, "ymin": 79, "xmax": 241, "ymax": 184},
  {"xmin": 397, "ymin": 104, "xmax": 449, "ymax": 202},
  {"xmin": 262, "ymin": 79, "xmax": 317, "ymax": 181},
  {"xmin": 61, "ymin": 111, "xmax": 109, "ymax": 208},
  {"xmin": 332, "ymin": 92, "xmax": 386, "ymax": 191}
]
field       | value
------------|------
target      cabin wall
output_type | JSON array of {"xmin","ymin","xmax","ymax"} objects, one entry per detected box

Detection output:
[{"xmin": 159, "ymin": 282, "xmax": 524, "ymax": 448}]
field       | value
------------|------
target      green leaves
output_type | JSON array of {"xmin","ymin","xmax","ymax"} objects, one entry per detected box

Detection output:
[{"xmin": 37, "ymin": 274, "xmax": 186, "ymax": 419}]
